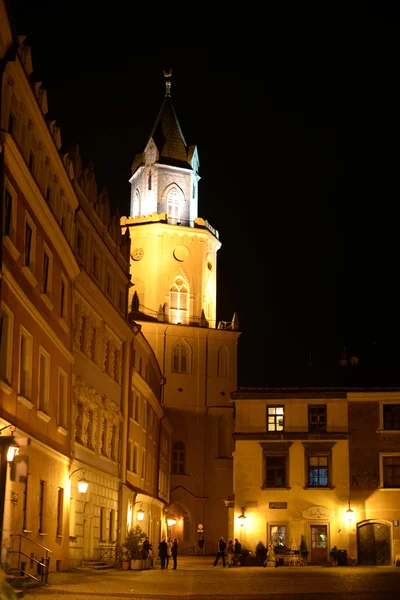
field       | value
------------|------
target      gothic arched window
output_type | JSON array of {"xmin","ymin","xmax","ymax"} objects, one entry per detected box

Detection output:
[
  {"xmin": 166, "ymin": 187, "xmax": 183, "ymax": 223},
  {"xmin": 172, "ymin": 340, "xmax": 191, "ymax": 374},
  {"xmin": 148, "ymin": 171, "xmax": 152, "ymax": 190},
  {"xmin": 217, "ymin": 346, "xmax": 228, "ymax": 378},
  {"xmin": 170, "ymin": 278, "xmax": 189, "ymax": 324},
  {"xmin": 172, "ymin": 441, "xmax": 185, "ymax": 474},
  {"xmin": 132, "ymin": 189, "xmax": 141, "ymax": 217}
]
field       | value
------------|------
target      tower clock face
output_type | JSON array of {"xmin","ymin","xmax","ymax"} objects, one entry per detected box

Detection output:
[{"xmin": 132, "ymin": 247, "xmax": 144, "ymax": 261}]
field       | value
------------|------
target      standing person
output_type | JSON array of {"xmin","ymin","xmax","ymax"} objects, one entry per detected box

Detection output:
[
  {"xmin": 171, "ymin": 538, "xmax": 179, "ymax": 569},
  {"xmin": 166, "ymin": 537, "xmax": 173, "ymax": 569},
  {"xmin": 213, "ymin": 537, "xmax": 227, "ymax": 567},
  {"xmin": 198, "ymin": 535, "xmax": 205, "ymax": 555},
  {"xmin": 233, "ymin": 538, "xmax": 242, "ymax": 567},
  {"xmin": 227, "ymin": 540, "xmax": 235, "ymax": 567},
  {"xmin": 158, "ymin": 538, "xmax": 168, "ymax": 569},
  {"xmin": 142, "ymin": 537, "xmax": 151, "ymax": 558}
]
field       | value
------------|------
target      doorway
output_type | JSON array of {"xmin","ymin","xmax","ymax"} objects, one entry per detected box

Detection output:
[
  {"xmin": 310, "ymin": 524, "xmax": 328, "ymax": 563},
  {"xmin": 357, "ymin": 522, "xmax": 391, "ymax": 565}
]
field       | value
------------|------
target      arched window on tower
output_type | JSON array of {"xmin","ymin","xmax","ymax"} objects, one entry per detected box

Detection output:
[
  {"xmin": 172, "ymin": 441, "xmax": 185, "ymax": 474},
  {"xmin": 169, "ymin": 278, "xmax": 189, "ymax": 324},
  {"xmin": 148, "ymin": 171, "xmax": 152, "ymax": 191},
  {"xmin": 172, "ymin": 340, "xmax": 191, "ymax": 374},
  {"xmin": 132, "ymin": 189, "xmax": 141, "ymax": 217},
  {"xmin": 167, "ymin": 187, "xmax": 180, "ymax": 223},
  {"xmin": 217, "ymin": 346, "xmax": 228, "ymax": 378}
]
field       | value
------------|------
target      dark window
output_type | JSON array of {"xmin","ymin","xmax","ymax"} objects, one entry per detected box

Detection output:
[
  {"xmin": 308, "ymin": 456, "xmax": 329, "ymax": 487},
  {"xmin": 42, "ymin": 253, "xmax": 49, "ymax": 294},
  {"xmin": 28, "ymin": 152, "xmax": 35, "ymax": 174},
  {"xmin": 172, "ymin": 441, "xmax": 185, "ymax": 474},
  {"xmin": 267, "ymin": 406, "xmax": 284, "ymax": 431},
  {"xmin": 265, "ymin": 456, "xmax": 286, "ymax": 487},
  {"xmin": 8, "ymin": 112, "xmax": 15, "ymax": 134},
  {"xmin": 25, "ymin": 222, "xmax": 32, "ymax": 267},
  {"xmin": 39, "ymin": 480, "xmax": 46, "ymax": 533},
  {"xmin": 60, "ymin": 280, "xmax": 65, "ymax": 319},
  {"xmin": 57, "ymin": 488, "xmax": 64, "ymax": 536},
  {"xmin": 383, "ymin": 456, "xmax": 400, "ymax": 488},
  {"xmin": 4, "ymin": 190, "xmax": 12, "ymax": 236},
  {"xmin": 148, "ymin": 172, "xmax": 152, "ymax": 190},
  {"xmin": 192, "ymin": 184, "xmax": 195, "ymax": 198},
  {"xmin": 309, "ymin": 405, "xmax": 327, "ymax": 432},
  {"xmin": 383, "ymin": 405, "xmax": 400, "ymax": 430}
]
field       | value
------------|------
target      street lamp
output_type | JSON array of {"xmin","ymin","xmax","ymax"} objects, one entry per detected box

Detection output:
[
  {"xmin": 238, "ymin": 507, "xmax": 246, "ymax": 526},
  {"xmin": 69, "ymin": 467, "xmax": 89, "ymax": 494},
  {"xmin": 346, "ymin": 501, "xmax": 354, "ymax": 523},
  {"xmin": 137, "ymin": 502, "xmax": 145, "ymax": 522}
]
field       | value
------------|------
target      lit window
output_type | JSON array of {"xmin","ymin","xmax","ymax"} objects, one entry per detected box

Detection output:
[
  {"xmin": 308, "ymin": 456, "xmax": 329, "ymax": 487},
  {"xmin": 172, "ymin": 441, "xmax": 185, "ymax": 474},
  {"xmin": 169, "ymin": 278, "xmax": 189, "ymax": 324},
  {"xmin": 267, "ymin": 406, "xmax": 284, "ymax": 432},
  {"xmin": 270, "ymin": 525, "xmax": 286, "ymax": 548},
  {"xmin": 172, "ymin": 341, "xmax": 191, "ymax": 374}
]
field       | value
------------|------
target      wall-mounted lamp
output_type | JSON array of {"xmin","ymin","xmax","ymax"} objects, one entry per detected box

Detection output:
[
  {"xmin": 346, "ymin": 501, "xmax": 354, "ymax": 523},
  {"xmin": 167, "ymin": 517, "xmax": 177, "ymax": 526},
  {"xmin": 7, "ymin": 445, "xmax": 19, "ymax": 463},
  {"xmin": 137, "ymin": 502, "xmax": 145, "ymax": 522},
  {"xmin": 69, "ymin": 467, "xmax": 89, "ymax": 494},
  {"xmin": 238, "ymin": 507, "xmax": 246, "ymax": 526}
]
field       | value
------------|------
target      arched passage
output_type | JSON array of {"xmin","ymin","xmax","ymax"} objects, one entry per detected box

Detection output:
[{"xmin": 357, "ymin": 520, "xmax": 391, "ymax": 565}]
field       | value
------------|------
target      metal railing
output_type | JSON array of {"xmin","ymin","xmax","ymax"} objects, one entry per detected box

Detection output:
[
  {"xmin": 130, "ymin": 305, "xmax": 236, "ymax": 331},
  {"xmin": 180, "ymin": 545, "xmax": 196, "ymax": 556},
  {"xmin": 9, "ymin": 534, "xmax": 52, "ymax": 585},
  {"xmin": 97, "ymin": 545, "xmax": 122, "ymax": 563}
]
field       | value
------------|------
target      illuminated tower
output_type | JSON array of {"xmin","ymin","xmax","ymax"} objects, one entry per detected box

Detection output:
[{"xmin": 121, "ymin": 70, "xmax": 240, "ymax": 552}]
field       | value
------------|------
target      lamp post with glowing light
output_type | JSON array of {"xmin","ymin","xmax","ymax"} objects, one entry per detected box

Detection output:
[
  {"xmin": 69, "ymin": 468, "xmax": 89, "ymax": 494},
  {"xmin": 238, "ymin": 507, "xmax": 246, "ymax": 542}
]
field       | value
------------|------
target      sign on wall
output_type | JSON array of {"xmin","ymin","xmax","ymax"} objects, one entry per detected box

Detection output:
[
  {"xmin": 269, "ymin": 502, "xmax": 287, "ymax": 509},
  {"xmin": 302, "ymin": 506, "xmax": 333, "ymax": 520}
]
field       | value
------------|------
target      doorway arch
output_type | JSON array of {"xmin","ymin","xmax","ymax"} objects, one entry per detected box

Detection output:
[{"xmin": 357, "ymin": 520, "xmax": 391, "ymax": 565}]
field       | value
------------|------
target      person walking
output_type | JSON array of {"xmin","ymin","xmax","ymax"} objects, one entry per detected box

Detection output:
[
  {"xmin": 198, "ymin": 535, "xmax": 205, "ymax": 555},
  {"xmin": 213, "ymin": 537, "xmax": 227, "ymax": 567},
  {"xmin": 158, "ymin": 538, "xmax": 168, "ymax": 569},
  {"xmin": 171, "ymin": 538, "xmax": 179, "ymax": 569},
  {"xmin": 227, "ymin": 540, "xmax": 235, "ymax": 567},
  {"xmin": 166, "ymin": 537, "xmax": 173, "ymax": 569},
  {"xmin": 233, "ymin": 538, "xmax": 242, "ymax": 567}
]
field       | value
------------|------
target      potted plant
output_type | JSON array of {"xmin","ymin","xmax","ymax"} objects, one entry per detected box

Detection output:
[
  {"xmin": 300, "ymin": 535, "xmax": 309, "ymax": 565},
  {"xmin": 330, "ymin": 545, "xmax": 338, "ymax": 567},
  {"xmin": 123, "ymin": 525, "xmax": 148, "ymax": 570},
  {"xmin": 121, "ymin": 549, "xmax": 130, "ymax": 570}
]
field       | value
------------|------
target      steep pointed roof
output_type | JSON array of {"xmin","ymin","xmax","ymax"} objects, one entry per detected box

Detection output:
[{"xmin": 148, "ymin": 96, "xmax": 189, "ymax": 166}]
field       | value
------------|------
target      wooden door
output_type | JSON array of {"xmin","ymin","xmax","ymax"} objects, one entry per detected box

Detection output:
[
  {"xmin": 310, "ymin": 525, "xmax": 328, "ymax": 563},
  {"xmin": 358, "ymin": 523, "xmax": 391, "ymax": 565}
]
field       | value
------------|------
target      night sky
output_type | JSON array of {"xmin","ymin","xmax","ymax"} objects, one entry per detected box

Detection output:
[{"xmin": 8, "ymin": 1, "xmax": 400, "ymax": 386}]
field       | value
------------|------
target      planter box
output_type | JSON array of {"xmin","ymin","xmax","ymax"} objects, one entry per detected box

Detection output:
[{"xmin": 131, "ymin": 559, "xmax": 144, "ymax": 570}]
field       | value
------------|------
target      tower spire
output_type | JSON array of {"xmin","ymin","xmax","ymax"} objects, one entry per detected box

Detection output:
[{"xmin": 163, "ymin": 68, "xmax": 172, "ymax": 97}]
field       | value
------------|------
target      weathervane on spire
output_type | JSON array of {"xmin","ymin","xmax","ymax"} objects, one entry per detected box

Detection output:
[{"xmin": 163, "ymin": 68, "xmax": 172, "ymax": 97}]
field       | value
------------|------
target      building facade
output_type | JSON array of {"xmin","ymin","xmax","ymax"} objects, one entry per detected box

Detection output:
[
  {"xmin": 232, "ymin": 387, "xmax": 400, "ymax": 565},
  {"xmin": 121, "ymin": 74, "xmax": 240, "ymax": 553},
  {"xmin": 1, "ymin": 29, "xmax": 80, "ymax": 571}
]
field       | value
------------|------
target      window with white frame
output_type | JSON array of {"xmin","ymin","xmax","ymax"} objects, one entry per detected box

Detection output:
[
  {"xmin": 381, "ymin": 454, "xmax": 400, "ymax": 488},
  {"xmin": 166, "ymin": 186, "xmax": 183, "ymax": 223},
  {"xmin": 19, "ymin": 327, "xmax": 33, "ymax": 400},
  {"xmin": 0, "ymin": 303, "xmax": 14, "ymax": 385},
  {"xmin": 303, "ymin": 442, "xmax": 334, "ymax": 489},
  {"xmin": 58, "ymin": 369, "xmax": 68, "ymax": 430},
  {"xmin": 172, "ymin": 340, "xmax": 191, "ymax": 374},
  {"xmin": 169, "ymin": 278, "xmax": 189, "ymax": 324},
  {"xmin": 37, "ymin": 347, "xmax": 50, "ymax": 414}
]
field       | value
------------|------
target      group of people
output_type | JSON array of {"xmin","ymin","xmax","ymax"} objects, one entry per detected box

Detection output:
[
  {"xmin": 213, "ymin": 537, "xmax": 242, "ymax": 567},
  {"xmin": 158, "ymin": 537, "xmax": 179, "ymax": 569}
]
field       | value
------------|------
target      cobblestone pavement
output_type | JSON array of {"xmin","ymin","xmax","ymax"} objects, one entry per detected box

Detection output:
[{"xmin": 22, "ymin": 557, "xmax": 400, "ymax": 600}]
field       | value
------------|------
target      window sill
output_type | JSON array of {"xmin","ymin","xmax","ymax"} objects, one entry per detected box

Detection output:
[
  {"xmin": 38, "ymin": 532, "xmax": 48, "ymax": 536},
  {"xmin": 57, "ymin": 426, "xmax": 68, "ymax": 436},
  {"xmin": 56, "ymin": 535, "xmax": 63, "ymax": 538},
  {"xmin": 0, "ymin": 379, "xmax": 12, "ymax": 395},
  {"xmin": 377, "ymin": 429, "xmax": 400, "ymax": 434},
  {"xmin": 59, "ymin": 317, "xmax": 69, "ymax": 333},
  {"xmin": 3, "ymin": 236, "xmax": 20, "ymax": 260},
  {"xmin": 40, "ymin": 293, "xmax": 54, "ymax": 311},
  {"xmin": 21, "ymin": 266, "xmax": 38, "ymax": 287},
  {"xmin": 261, "ymin": 486, "xmax": 291, "ymax": 490},
  {"xmin": 379, "ymin": 487, "xmax": 400, "ymax": 491},
  {"xmin": 304, "ymin": 485, "xmax": 335, "ymax": 490},
  {"xmin": 37, "ymin": 410, "xmax": 51, "ymax": 423},
  {"xmin": 23, "ymin": 530, "xmax": 33, "ymax": 534},
  {"xmin": 17, "ymin": 395, "xmax": 34, "ymax": 409}
]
